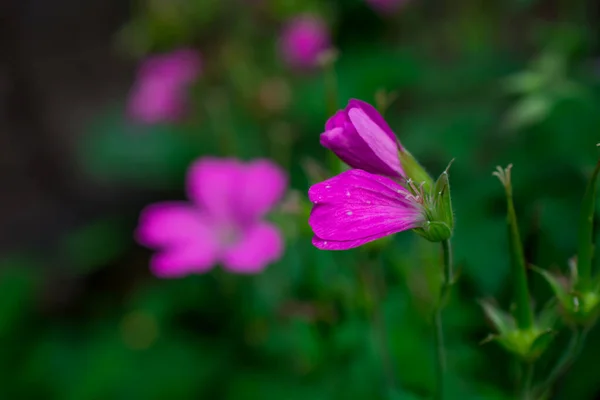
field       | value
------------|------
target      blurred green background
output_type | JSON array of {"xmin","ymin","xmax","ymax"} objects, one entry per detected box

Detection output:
[{"xmin": 1, "ymin": 0, "xmax": 600, "ymax": 398}]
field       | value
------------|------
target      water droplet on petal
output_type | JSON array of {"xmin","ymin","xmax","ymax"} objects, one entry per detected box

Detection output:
[
  {"xmin": 326, "ymin": 185, "xmax": 331, "ymax": 189},
  {"xmin": 366, "ymin": 200, "xmax": 371, "ymax": 204},
  {"xmin": 346, "ymin": 211, "xmax": 353, "ymax": 216},
  {"xmin": 346, "ymin": 190, "xmax": 350, "ymax": 197}
]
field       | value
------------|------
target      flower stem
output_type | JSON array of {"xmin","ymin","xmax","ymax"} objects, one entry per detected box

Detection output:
[
  {"xmin": 576, "ymin": 160, "xmax": 600, "ymax": 291},
  {"xmin": 520, "ymin": 362, "xmax": 534, "ymax": 400},
  {"xmin": 534, "ymin": 328, "xmax": 588, "ymax": 398},
  {"xmin": 433, "ymin": 239, "xmax": 453, "ymax": 400},
  {"xmin": 433, "ymin": 308, "xmax": 446, "ymax": 400},
  {"xmin": 505, "ymin": 180, "xmax": 534, "ymax": 330}
]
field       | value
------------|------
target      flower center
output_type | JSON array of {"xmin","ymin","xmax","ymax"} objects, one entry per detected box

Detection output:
[{"xmin": 217, "ymin": 225, "xmax": 241, "ymax": 248}]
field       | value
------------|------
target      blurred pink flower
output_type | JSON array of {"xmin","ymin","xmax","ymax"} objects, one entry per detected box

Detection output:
[
  {"xmin": 127, "ymin": 49, "xmax": 202, "ymax": 124},
  {"xmin": 365, "ymin": 0, "xmax": 408, "ymax": 13},
  {"xmin": 279, "ymin": 14, "xmax": 331, "ymax": 70},
  {"xmin": 136, "ymin": 157, "xmax": 287, "ymax": 277}
]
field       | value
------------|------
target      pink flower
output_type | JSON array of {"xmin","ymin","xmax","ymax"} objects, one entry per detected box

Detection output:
[
  {"xmin": 279, "ymin": 14, "xmax": 331, "ymax": 70},
  {"xmin": 127, "ymin": 49, "xmax": 202, "ymax": 124},
  {"xmin": 136, "ymin": 157, "xmax": 287, "ymax": 277},
  {"xmin": 308, "ymin": 169, "xmax": 425, "ymax": 250},
  {"xmin": 321, "ymin": 99, "xmax": 404, "ymax": 179},
  {"xmin": 365, "ymin": 0, "xmax": 408, "ymax": 13}
]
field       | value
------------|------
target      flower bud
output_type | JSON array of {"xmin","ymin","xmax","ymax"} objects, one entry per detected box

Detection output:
[
  {"xmin": 410, "ymin": 161, "xmax": 454, "ymax": 242},
  {"xmin": 534, "ymin": 266, "xmax": 600, "ymax": 327},
  {"xmin": 320, "ymin": 99, "xmax": 405, "ymax": 179},
  {"xmin": 480, "ymin": 300, "xmax": 555, "ymax": 362}
]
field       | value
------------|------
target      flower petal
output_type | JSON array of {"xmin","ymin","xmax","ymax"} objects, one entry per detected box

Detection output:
[
  {"xmin": 127, "ymin": 80, "xmax": 186, "ymax": 124},
  {"xmin": 150, "ymin": 244, "xmax": 217, "ymax": 278},
  {"xmin": 187, "ymin": 158, "xmax": 287, "ymax": 225},
  {"xmin": 236, "ymin": 159, "xmax": 287, "ymax": 222},
  {"xmin": 222, "ymin": 223, "xmax": 283, "ymax": 273},
  {"xmin": 347, "ymin": 107, "xmax": 403, "ymax": 176},
  {"xmin": 312, "ymin": 235, "xmax": 385, "ymax": 250},
  {"xmin": 135, "ymin": 202, "xmax": 220, "ymax": 277},
  {"xmin": 308, "ymin": 170, "xmax": 423, "ymax": 245},
  {"xmin": 139, "ymin": 49, "xmax": 202, "ymax": 85},
  {"xmin": 320, "ymin": 100, "xmax": 404, "ymax": 178},
  {"xmin": 186, "ymin": 158, "xmax": 243, "ymax": 222},
  {"xmin": 347, "ymin": 99, "xmax": 399, "ymax": 146}
]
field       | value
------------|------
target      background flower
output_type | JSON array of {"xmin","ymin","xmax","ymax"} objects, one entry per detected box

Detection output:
[
  {"xmin": 278, "ymin": 14, "xmax": 331, "ymax": 70},
  {"xmin": 127, "ymin": 49, "xmax": 202, "ymax": 124},
  {"xmin": 136, "ymin": 157, "xmax": 287, "ymax": 276}
]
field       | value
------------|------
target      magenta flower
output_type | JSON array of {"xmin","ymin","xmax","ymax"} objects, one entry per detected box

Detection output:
[
  {"xmin": 308, "ymin": 169, "xmax": 425, "ymax": 250},
  {"xmin": 127, "ymin": 49, "xmax": 202, "ymax": 124},
  {"xmin": 321, "ymin": 99, "xmax": 404, "ymax": 179},
  {"xmin": 365, "ymin": 0, "xmax": 408, "ymax": 13},
  {"xmin": 136, "ymin": 158, "xmax": 287, "ymax": 277},
  {"xmin": 279, "ymin": 14, "xmax": 331, "ymax": 70}
]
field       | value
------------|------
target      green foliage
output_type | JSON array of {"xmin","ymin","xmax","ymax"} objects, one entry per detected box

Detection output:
[{"xmin": 3, "ymin": 0, "xmax": 600, "ymax": 399}]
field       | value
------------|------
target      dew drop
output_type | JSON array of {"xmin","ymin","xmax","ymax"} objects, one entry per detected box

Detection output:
[
  {"xmin": 346, "ymin": 211, "xmax": 353, "ymax": 216},
  {"xmin": 366, "ymin": 200, "xmax": 371, "ymax": 204},
  {"xmin": 346, "ymin": 190, "xmax": 351, "ymax": 197},
  {"xmin": 326, "ymin": 185, "xmax": 331, "ymax": 189}
]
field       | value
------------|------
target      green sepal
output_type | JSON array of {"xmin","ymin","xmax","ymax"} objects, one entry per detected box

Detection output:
[
  {"xmin": 531, "ymin": 266, "xmax": 573, "ymax": 311},
  {"xmin": 432, "ymin": 160, "xmax": 455, "ymax": 231},
  {"xmin": 528, "ymin": 329, "xmax": 557, "ymax": 361},
  {"xmin": 479, "ymin": 298, "xmax": 556, "ymax": 362},
  {"xmin": 399, "ymin": 148, "xmax": 433, "ymax": 192},
  {"xmin": 480, "ymin": 300, "xmax": 516, "ymax": 336},
  {"xmin": 412, "ymin": 221, "xmax": 452, "ymax": 243}
]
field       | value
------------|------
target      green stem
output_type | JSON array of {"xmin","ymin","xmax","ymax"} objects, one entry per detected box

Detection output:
[
  {"xmin": 534, "ymin": 328, "xmax": 588, "ymax": 399},
  {"xmin": 433, "ymin": 308, "xmax": 446, "ymax": 400},
  {"xmin": 433, "ymin": 239, "xmax": 453, "ymax": 400},
  {"xmin": 576, "ymin": 160, "xmax": 600, "ymax": 291},
  {"xmin": 505, "ymin": 178, "xmax": 534, "ymax": 330},
  {"xmin": 520, "ymin": 362, "xmax": 534, "ymax": 400}
]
